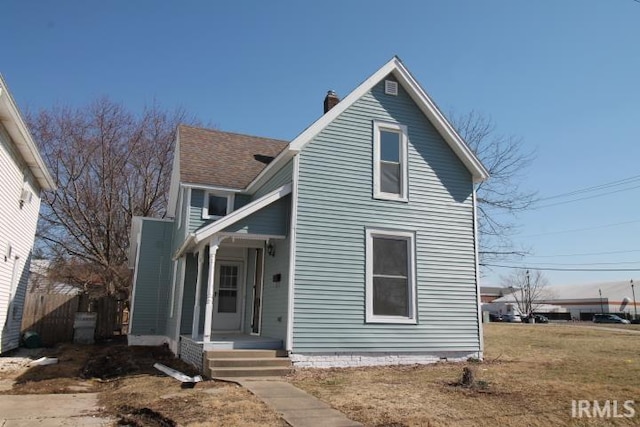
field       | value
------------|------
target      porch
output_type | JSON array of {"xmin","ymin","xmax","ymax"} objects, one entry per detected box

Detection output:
[{"xmin": 179, "ymin": 333, "xmax": 286, "ymax": 374}]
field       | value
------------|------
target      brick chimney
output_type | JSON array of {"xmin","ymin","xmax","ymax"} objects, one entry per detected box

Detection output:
[{"xmin": 323, "ymin": 90, "xmax": 340, "ymax": 113}]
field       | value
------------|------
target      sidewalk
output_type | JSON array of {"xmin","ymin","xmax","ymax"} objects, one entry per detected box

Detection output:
[
  {"xmin": 239, "ymin": 380, "xmax": 363, "ymax": 427},
  {"xmin": 0, "ymin": 393, "xmax": 112, "ymax": 426}
]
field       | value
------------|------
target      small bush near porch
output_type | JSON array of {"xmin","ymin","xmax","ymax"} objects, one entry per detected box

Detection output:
[{"xmin": 288, "ymin": 324, "xmax": 640, "ymax": 426}]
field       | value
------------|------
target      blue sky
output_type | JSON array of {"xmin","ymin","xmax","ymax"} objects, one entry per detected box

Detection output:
[{"xmin": 4, "ymin": 0, "xmax": 640, "ymax": 287}]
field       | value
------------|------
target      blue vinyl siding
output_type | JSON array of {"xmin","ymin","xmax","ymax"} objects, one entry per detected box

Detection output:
[
  {"xmin": 260, "ymin": 233, "xmax": 290, "ymax": 342},
  {"xmin": 252, "ymin": 159, "xmax": 293, "ymax": 200},
  {"xmin": 292, "ymin": 77, "xmax": 479, "ymax": 353},
  {"xmin": 221, "ymin": 196, "xmax": 289, "ymax": 236},
  {"xmin": 188, "ymin": 189, "xmax": 206, "ymax": 232},
  {"xmin": 130, "ymin": 219, "xmax": 174, "ymax": 336},
  {"xmin": 235, "ymin": 194, "xmax": 251, "ymax": 210},
  {"xmin": 188, "ymin": 191, "xmax": 255, "ymax": 233}
]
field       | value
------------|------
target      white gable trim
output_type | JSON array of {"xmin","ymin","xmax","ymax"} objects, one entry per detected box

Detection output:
[
  {"xmin": 174, "ymin": 183, "xmax": 292, "ymax": 258},
  {"xmin": 288, "ymin": 57, "xmax": 488, "ymax": 182},
  {"xmin": 0, "ymin": 77, "xmax": 56, "ymax": 191}
]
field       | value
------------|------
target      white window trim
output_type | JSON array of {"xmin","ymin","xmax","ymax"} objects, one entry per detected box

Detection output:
[
  {"xmin": 202, "ymin": 192, "xmax": 235, "ymax": 220},
  {"xmin": 373, "ymin": 120, "xmax": 409, "ymax": 202},
  {"xmin": 365, "ymin": 228, "xmax": 417, "ymax": 324}
]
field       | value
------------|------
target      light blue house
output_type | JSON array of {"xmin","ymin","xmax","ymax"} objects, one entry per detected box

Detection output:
[{"xmin": 128, "ymin": 57, "xmax": 489, "ymax": 372}]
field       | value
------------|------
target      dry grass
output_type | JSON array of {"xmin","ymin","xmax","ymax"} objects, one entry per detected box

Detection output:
[
  {"xmin": 289, "ymin": 324, "xmax": 640, "ymax": 426},
  {"xmin": 0, "ymin": 339, "xmax": 285, "ymax": 426}
]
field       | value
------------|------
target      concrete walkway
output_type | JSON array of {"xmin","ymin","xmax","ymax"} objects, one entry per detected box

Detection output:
[
  {"xmin": 239, "ymin": 380, "xmax": 363, "ymax": 427},
  {"xmin": 0, "ymin": 393, "xmax": 112, "ymax": 426}
]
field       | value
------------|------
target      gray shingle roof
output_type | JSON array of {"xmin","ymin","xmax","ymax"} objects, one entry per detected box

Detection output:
[{"xmin": 179, "ymin": 125, "xmax": 288, "ymax": 190}]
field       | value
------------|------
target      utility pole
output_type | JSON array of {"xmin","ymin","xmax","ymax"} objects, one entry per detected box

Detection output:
[
  {"xmin": 599, "ymin": 288, "xmax": 604, "ymax": 314},
  {"xmin": 526, "ymin": 270, "xmax": 531, "ymax": 317},
  {"xmin": 632, "ymin": 280, "xmax": 637, "ymax": 320}
]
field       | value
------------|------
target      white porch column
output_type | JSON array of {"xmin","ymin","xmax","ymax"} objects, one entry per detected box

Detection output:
[
  {"xmin": 191, "ymin": 250, "xmax": 204, "ymax": 340},
  {"xmin": 203, "ymin": 237, "xmax": 221, "ymax": 342}
]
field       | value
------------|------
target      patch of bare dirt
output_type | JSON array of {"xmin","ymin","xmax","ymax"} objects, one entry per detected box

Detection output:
[{"xmin": 1, "ymin": 339, "xmax": 285, "ymax": 426}]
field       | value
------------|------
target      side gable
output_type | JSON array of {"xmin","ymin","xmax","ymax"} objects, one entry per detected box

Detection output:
[
  {"xmin": 245, "ymin": 57, "xmax": 488, "ymax": 195},
  {"xmin": 289, "ymin": 57, "xmax": 487, "ymax": 182}
]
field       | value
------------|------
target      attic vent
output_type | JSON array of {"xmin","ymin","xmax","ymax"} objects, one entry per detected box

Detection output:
[{"xmin": 385, "ymin": 80, "xmax": 398, "ymax": 96}]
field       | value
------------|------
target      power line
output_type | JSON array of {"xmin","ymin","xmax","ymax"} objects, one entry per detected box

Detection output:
[
  {"xmin": 525, "ymin": 249, "xmax": 640, "ymax": 258},
  {"xmin": 518, "ymin": 218, "xmax": 640, "ymax": 238},
  {"xmin": 481, "ymin": 263, "xmax": 640, "ymax": 272},
  {"xmin": 537, "ymin": 174, "xmax": 640, "ymax": 202},
  {"xmin": 508, "ymin": 260, "xmax": 640, "ymax": 267},
  {"xmin": 534, "ymin": 183, "xmax": 640, "ymax": 209}
]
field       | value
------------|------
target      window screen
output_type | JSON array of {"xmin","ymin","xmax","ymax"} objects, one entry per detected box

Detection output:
[
  {"xmin": 372, "ymin": 237, "xmax": 409, "ymax": 316},
  {"xmin": 208, "ymin": 195, "xmax": 228, "ymax": 217}
]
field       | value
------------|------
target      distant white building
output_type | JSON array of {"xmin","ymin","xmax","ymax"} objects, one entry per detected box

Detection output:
[
  {"xmin": 487, "ymin": 280, "xmax": 639, "ymax": 320},
  {"xmin": 0, "ymin": 75, "xmax": 55, "ymax": 353}
]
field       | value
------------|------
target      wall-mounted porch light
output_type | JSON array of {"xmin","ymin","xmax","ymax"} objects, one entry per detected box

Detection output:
[{"xmin": 267, "ymin": 242, "xmax": 276, "ymax": 257}]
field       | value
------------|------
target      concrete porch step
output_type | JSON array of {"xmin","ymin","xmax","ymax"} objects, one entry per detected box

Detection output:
[
  {"xmin": 211, "ymin": 357, "xmax": 292, "ymax": 368},
  {"xmin": 205, "ymin": 349, "xmax": 288, "ymax": 359},
  {"xmin": 205, "ymin": 349, "xmax": 292, "ymax": 378},
  {"xmin": 207, "ymin": 366, "xmax": 292, "ymax": 378}
]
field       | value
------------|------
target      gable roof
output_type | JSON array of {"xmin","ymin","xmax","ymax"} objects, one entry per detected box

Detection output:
[
  {"xmin": 0, "ymin": 75, "xmax": 56, "ymax": 191},
  {"xmin": 245, "ymin": 56, "xmax": 489, "ymax": 192},
  {"xmin": 178, "ymin": 125, "xmax": 288, "ymax": 190}
]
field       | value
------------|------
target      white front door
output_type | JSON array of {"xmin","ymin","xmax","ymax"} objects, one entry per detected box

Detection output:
[{"xmin": 212, "ymin": 261, "xmax": 243, "ymax": 331}]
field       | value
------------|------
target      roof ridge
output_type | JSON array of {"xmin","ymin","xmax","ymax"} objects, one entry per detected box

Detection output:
[{"xmin": 179, "ymin": 124, "xmax": 289, "ymax": 144}]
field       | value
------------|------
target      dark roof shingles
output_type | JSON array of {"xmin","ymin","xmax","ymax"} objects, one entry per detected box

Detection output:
[{"xmin": 179, "ymin": 125, "xmax": 288, "ymax": 189}]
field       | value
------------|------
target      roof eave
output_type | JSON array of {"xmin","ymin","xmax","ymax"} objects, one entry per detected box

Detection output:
[
  {"xmin": 0, "ymin": 78, "xmax": 56, "ymax": 191},
  {"xmin": 288, "ymin": 56, "xmax": 489, "ymax": 182}
]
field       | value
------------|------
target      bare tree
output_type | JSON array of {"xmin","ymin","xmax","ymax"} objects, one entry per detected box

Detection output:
[
  {"xmin": 501, "ymin": 269, "xmax": 549, "ymax": 317},
  {"xmin": 29, "ymin": 98, "xmax": 199, "ymax": 295},
  {"xmin": 451, "ymin": 111, "xmax": 536, "ymax": 262}
]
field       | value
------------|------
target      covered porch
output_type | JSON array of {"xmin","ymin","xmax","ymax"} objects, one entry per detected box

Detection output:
[{"xmin": 173, "ymin": 184, "xmax": 293, "ymax": 371}]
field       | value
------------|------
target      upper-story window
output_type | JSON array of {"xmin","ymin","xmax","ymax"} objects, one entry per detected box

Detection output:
[
  {"xmin": 202, "ymin": 192, "xmax": 234, "ymax": 219},
  {"xmin": 373, "ymin": 121, "xmax": 408, "ymax": 201}
]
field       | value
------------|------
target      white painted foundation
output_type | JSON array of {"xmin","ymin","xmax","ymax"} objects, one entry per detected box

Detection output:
[
  {"xmin": 290, "ymin": 351, "xmax": 482, "ymax": 368},
  {"xmin": 127, "ymin": 335, "xmax": 169, "ymax": 347}
]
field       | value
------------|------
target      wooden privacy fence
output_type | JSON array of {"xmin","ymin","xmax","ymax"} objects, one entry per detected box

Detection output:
[{"xmin": 21, "ymin": 293, "xmax": 126, "ymax": 347}]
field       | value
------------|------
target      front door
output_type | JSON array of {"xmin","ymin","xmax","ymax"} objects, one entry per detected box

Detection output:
[{"xmin": 212, "ymin": 261, "xmax": 243, "ymax": 331}]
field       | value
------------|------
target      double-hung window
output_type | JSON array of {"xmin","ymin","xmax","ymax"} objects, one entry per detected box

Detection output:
[
  {"xmin": 365, "ymin": 228, "xmax": 416, "ymax": 324},
  {"xmin": 373, "ymin": 121, "xmax": 408, "ymax": 201},
  {"xmin": 202, "ymin": 192, "xmax": 234, "ymax": 219}
]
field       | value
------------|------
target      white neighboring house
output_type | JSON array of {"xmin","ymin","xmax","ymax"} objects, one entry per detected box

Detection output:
[{"xmin": 0, "ymin": 75, "xmax": 55, "ymax": 353}]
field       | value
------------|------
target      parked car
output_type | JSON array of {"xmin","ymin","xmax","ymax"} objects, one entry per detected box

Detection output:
[
  {"xmin": 524, "ymin": 314, "xmax": 549, "ymax": 324},
  {"xmin": 502, "ymin": 314, "xmax": 522, "ymax": 323},
  {"xmin": 592, "ymin": 314, "xmax": 630, "ymax": 324},
  {"xmin": 489, "ymin": 313, "xmax": 503, "ymax": 322}
]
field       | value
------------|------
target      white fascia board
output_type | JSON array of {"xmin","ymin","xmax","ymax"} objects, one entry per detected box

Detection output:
[
  {"xmin": 128, "ymin": 216, "xmax": 143, "ymax": 269},
  {"xmin": 174, "ymin": 234, "xmax": 195, "ymax": 260},
  {"xmin": 174, "ymin": 182, "xmax": 292, "ymax": 258},
  {"xmin": 0, "ymin": 78, "xmax": 56, "ymax": 191},
  {"xmin": 181, "ymin": 182, "xmax": 244, "ymax": 193},
  {"xmin": 287, "ymin": 56, "xmax": 489, "ymax": 183},
  {"xmin": 390, "ymin": 61, "xmax": 489, "ymax": 182}
]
